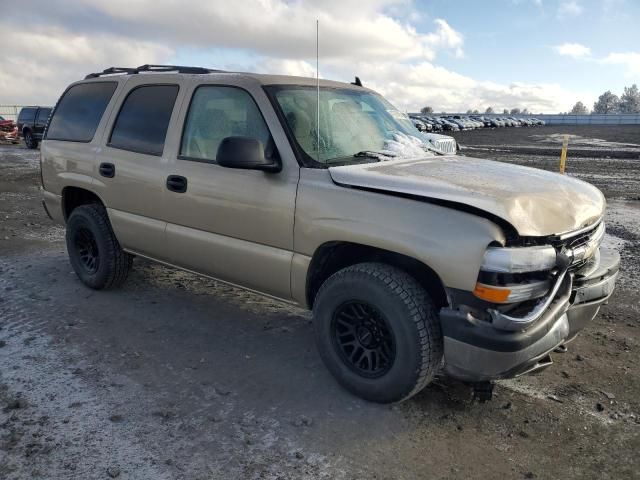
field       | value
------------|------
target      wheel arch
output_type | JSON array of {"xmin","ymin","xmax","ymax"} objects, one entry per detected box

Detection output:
[
  {"xmin": 306, "ymin": 241, "xmax": 448, "ymax": 310},
  {"xmin": 61, "ymin": 186, "xmax": 106, "ymax": 222}
]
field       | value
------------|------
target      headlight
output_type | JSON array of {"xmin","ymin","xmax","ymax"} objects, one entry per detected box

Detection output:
[
  {"xmin": 481, "ymin": 245, "xmax": 557, "ymax": 273},
  {"xmin": 474, "ymin": 245, "xmax": 558, "ymax": 304}
]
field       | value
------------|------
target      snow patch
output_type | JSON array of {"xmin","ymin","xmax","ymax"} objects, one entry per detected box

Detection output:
[{"xmin": 380, "ymin": 132, "xmax": 437, "ymax": 159}]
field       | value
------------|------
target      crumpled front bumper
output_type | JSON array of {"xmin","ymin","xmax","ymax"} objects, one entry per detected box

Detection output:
[
  {"xmin": 0, "ymin": 126, "xmax": 18, "ymax": 142},
  {"xmin": 440, "ymin": 248, "xmax": 620, "ymax": 382}
]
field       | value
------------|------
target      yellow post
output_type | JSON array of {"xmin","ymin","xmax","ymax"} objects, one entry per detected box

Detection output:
[{"xmin": 559, "ymin": 134, "xmax": 569, "ymax": 174}]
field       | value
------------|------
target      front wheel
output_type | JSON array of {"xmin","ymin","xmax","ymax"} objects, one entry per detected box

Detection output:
[
  {"xmin": 66, "ymin": 204, "xmax": 133, "ymax": 289},
  {"xmin": 313, "ymin": 263, "xmax": 443, "ymax": 403}
]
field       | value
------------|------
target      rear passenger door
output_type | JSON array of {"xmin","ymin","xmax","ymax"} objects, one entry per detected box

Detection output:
[
  {"xmin": 95, "ymin": 79, "xmax": 182, "ymax": 261},
  {"xmin": 161, "ymin": 83, "xmax": 298, "ymax": 300}
]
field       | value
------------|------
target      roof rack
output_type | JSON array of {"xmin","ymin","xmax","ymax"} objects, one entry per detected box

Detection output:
[{"xmin": 85, "ymin": 64, "xmax": 225, "ymax": 79}]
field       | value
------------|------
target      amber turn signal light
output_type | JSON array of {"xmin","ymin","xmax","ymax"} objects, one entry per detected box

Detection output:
[{"xmin": 473, "ymin": 283, "xmax": 511, "ymax": 303}]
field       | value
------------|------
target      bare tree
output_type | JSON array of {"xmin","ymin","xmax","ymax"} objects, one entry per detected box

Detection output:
[
  {"xmin": 485, "ymin": 106, "xmax": 494, "ymax": 114},
  {"xmin": 510, "ymin": 108, "xmax": 521, "ymax": 115},
  {"xmin": 502, "ymin": 108, "xmax": 509, "ymax": 114},
  {"xmin": 593, "ymin": 91, "xmax": 620, "ymax": 114},
  {"xmin": 420, "ymin": 106, "xmax": 434, "ymax": 114},
  {"xmin": 620, "ymin": 84, "xmax": 640, "ymax": 113},
  {"xmin": 569, "ymin": 101, "xmax": 588, "ymax": 115},
  {"xmin": 472, "ymin": 109, "xmax": 480, "ymax": 114},
  {"xmin": 466, "ymin": 109, "xmax": 473, "ymax": 114}
]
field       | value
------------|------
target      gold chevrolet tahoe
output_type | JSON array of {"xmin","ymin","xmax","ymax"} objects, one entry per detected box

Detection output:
[{"xmin": 41, "ymin": 65, "xmax": 620, "ymax": 403}]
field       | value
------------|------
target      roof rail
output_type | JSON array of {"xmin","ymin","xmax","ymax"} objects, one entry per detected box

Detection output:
[
  {"xmin": 85, "ymin": 67, "xmax": 138, "ymax": 79},
  {"xmin": 84, "ymin": 64, "xmax": 225, "ymax": 79}
]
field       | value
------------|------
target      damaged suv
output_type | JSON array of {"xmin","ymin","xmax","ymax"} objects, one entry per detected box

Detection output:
[{"xmin": 41, "ymin": 65, "xmax": 619, "ymax": 403}]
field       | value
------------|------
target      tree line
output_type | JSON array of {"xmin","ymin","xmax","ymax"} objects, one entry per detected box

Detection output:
[
  {"xmin": 569, "ymin": 84, "xmax": 639, "ymax": 114},
  {"xmin": 419, "ymin": 106, "xmax": 533, "ymax": 115},
  {"xmin": 418, "ymin": 84, "xmax": 640, "ymax": 116}
]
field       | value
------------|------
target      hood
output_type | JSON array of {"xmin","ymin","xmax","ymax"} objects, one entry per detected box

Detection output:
[{"xmin": 329, "ymin": 155, "xmax": 605, "ymax": 237}]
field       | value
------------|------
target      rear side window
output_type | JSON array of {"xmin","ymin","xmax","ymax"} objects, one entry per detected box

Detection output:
[
  {"xmin": 109, "ymin": 85, "xmax": 179, "ymax": 156},
  {"xmin": 46, "ymin": 82, "xmax": 117, "ymax": 142},
  {"xmin": 18, "ymin": 108, "xmax": 36, "ymax": 123}
]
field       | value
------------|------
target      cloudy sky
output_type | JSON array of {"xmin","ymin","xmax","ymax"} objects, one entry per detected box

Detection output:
[{"xmin": 1, "ymin": 0, "xmax": 638, "ymax": 113}]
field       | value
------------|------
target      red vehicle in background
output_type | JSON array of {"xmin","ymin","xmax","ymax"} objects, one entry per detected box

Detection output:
[{"xmin": 0, "ymin": 115, "xmax": 19, "ymax": 143}]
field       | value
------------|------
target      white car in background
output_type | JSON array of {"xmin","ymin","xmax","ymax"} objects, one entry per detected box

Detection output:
[{"xmin": 421, "ymin": 131, "xmax": 458, "ymax": 154}]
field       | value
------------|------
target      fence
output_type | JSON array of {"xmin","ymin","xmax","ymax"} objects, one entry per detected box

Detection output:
[
  {"xmin": 0, "ymin": 105, "xmax": 28, "ymax": 122},
  {"xmin": 532, "ymin": 114, "xmax": 640, "ymax": 125}
]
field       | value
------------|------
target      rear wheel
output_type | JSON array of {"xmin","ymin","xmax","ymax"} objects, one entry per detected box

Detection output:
[
  {"xmin": 313, "ymin": 263, "xmax": 443, "ymax": 403},
  {"xmin": 66, "ymin": 204, "xmax": 132, "ymax": 289},
  {"xmin": 24, "ymin": 130, "xmax": 38, "ymax": 149}
]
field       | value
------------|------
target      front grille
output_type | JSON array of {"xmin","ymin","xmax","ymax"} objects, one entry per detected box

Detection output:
[
  {"xmin": 433, "ymin": 138, "xmax": 457, "ymax": 153},
  {"xmin": 551, "ymin": 222, "xmax": 603, "ymax": 271}
]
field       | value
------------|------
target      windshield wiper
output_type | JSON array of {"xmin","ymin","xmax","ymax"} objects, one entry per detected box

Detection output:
[{"xmin": 354, "ymin": 150, "xmax": 397, "ymax": 159}]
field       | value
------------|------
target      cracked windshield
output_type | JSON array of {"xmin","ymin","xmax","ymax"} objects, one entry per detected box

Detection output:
[{"xmin": 272, "ymin": 86, "xmax": 435, "ymax": 164}]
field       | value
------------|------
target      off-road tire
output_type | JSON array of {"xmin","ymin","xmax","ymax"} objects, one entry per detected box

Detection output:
[
  {"xmin": 66, "ymin": 204, "xmax": 132, "ymax": 289},
  {"xmin": 313, "ymin": 262, "xmax": 443, "ymax": 403},
  {"xmin": 24, "ymin": 130, "xmax": 38, "ymax": 149}
]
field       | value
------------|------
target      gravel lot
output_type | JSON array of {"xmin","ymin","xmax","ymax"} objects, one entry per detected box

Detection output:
[{"xmin": 1, "ymin": 126, "xmax": 639, "ymax": 479}]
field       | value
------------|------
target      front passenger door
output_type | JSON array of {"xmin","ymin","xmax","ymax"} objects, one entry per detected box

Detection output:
[{"xmin": 162, "ymin": 85, "xmax": 298, "ymax": 300}]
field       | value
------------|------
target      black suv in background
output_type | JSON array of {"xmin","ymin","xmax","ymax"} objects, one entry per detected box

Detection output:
[{"xmin": 17, "ymin": 106, "xmax": 52, "ymax": 149}]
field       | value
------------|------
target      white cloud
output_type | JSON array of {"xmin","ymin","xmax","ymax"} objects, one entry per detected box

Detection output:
[
  {"xmin": 258, "ymin": 59, "xmax": 319, "ymax": 79},
  {"xmin": 557, "ymin": 1, "xmax": 583, "ymax": 17},
  {"xmin": 32, "ymin": 0, "xmax": 461, "ymax": 63},
  {"xmin": 0, "ymin": 0, "xmax": 590, "ymax": 112},
  {"xmin": 553, "ymin": 42, "xmax": 591, "ymax": 58},
  {"xmin": 425, "ymin": 19, "xmax": 465, "ymax": 59},
  {"xmin": 602, "ymin": 52, "xmax": 640, "ymax": 77},
  {"xmin": 261, "ymin": 57, "xmax": 590, "ymax": 113},
  {"xmin": 0, "ymin": 26, "xmax": 171, "ymax": 104}
]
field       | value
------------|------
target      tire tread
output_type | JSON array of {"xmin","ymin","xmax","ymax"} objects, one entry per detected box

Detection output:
[
  {"xmin": 68, "ymin": 204, "xmax": 132, "ymax": 289},
  {"xmin": 315, "ymin": 262, "xmax": 443, "ymax": 402}
]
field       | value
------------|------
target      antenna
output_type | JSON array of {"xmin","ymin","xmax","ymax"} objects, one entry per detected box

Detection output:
[{"xmin": 316, "ymin": 19, "xmax": 320, "ymax": 162}]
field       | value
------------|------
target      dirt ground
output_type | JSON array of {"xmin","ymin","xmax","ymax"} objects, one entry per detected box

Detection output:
[{"xmin": 1, "ymin": 126, "xmax": 639, "ymax": 479}]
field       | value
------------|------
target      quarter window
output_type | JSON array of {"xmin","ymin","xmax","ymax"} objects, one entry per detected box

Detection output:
[
  {"xmin": 109, "ymin": 85, "xmax": 179, "ymax": 156},
  {"xmin": 46, "ymin": 82, "xmax": 117, "ymax": 142},
  {"xmin": 180, "ymin": 86, "xmax": 272, "ymax": 162}
]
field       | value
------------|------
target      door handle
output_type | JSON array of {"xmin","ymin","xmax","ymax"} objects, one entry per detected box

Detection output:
[
  {"xmin": 99, "ymin": 162, "xmax": 115, "ymax": 178},
  {"xmin": 166, "ymin": 175, "xmax": 187, "ymax": 193}
]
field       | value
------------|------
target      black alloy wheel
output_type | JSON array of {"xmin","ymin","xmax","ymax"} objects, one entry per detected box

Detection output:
[
  {"xmin": 73, "ymin": 227, "xmax": 100, "ymax": 274},
  {"xmin": 331, "ymin": 301, "xmax": 395, "ymax": 378},
  {"xmin": 66, "ymin": 203, "xmax": 133, "ymax": 289}
]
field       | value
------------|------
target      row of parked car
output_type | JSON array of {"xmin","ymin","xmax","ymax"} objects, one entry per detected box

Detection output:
[
  {"xmin": 409, "ymin": 114, "xmax": 546, "ymax": 132},
  {"xmin": 0, "ymin": 106, "xmax": 52, "ymax": 148}
]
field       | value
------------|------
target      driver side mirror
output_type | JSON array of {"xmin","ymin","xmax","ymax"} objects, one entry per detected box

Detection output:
[{"xmin": 216, "ymin": 136, "xmax": 281, "ymax": 173}]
